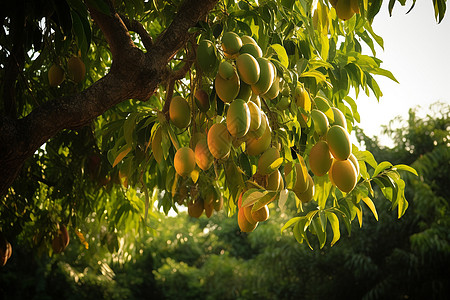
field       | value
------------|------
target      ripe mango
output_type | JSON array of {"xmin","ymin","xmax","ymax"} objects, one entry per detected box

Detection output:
[
  {"xmin": 188, "ymin": 198, "xmax": 204, "ymax": 218},
  {"xmin": 252, "ymin": 205, "xmax": 269, "ymax": 222},
  {"xmin": 222, "ymin": 32, "xmax": 242, "ymax": 55},
  {"xmin": 326, "ymin": 125, "xmax": 351, "ymax": 161},
  {"xmin": 285, "ymin": 158, "xmax": 309, "ymax": 194},
  {"xmin": 236, "ymin": 53, "xmax": 260, "ymax": 85},
  {"xmin": 195, "ymin": 139, "xmax": 214, "ymax": 171},
  {"xmin": 348, "ymin": 153, "xmax": 360, "ymax": 176},
  {"xmin": 240, "ymin": 35, "xmax": 258, "ymax": 45},
  {"xmin": 335, "ymin": 0, "xmax": 355, "ymax": 20},
  {"xmin": 308, "ymin": 141, "xmax": 333, "ymax": 176},
  {"xmin": 194, "ymin": 89, "xmax": 210, "ymax": 112},
  {"xmin": 67, "ymin": 56, "xmax": 86, "ymax": 83},
  {"xmin": 297, "ymin": 175, "xmax": 314, "ymax": 203},
  {"xmin": 169, "ymin": 96, "xmax": 191, "ymax": 129},
  {"xmin": 204, "ymin": 198, "xmax": 214, "ymax": 218},
  {"xmin": 331, "ymin": 107, "xmax": 347, "ymax": 129},
  {"xmin": 240, "ymin": 43, "xmax": 263, "ymax": 58},
  {"xmin": 238, "ymin": 208, "xmax": 258, "ymax": 232},
  {"xmin": 295, "ymin": 85, "xmax": 311, "ymax": 112},
  {"xmin": 215, "ymin": 71, "xmax": 240, "ymax": 103},
  {"xmin": 174, "ymin": 147, "xmax": 196, "ymax": 177},
  {"xmin": 266, "ymin": 169, "xmax": 283, "ymax": 191},
  {"xmin": 262, "ymin": 76, "xmax": 280, "ymax": 100},
  {"xmin": 237, "ymin": 81, "xmax": 253, "ymax": 102},
  {"xmin": 207, "ymin": 123, "xmax": 232, "ymax": 159},
  {"xmin": 244, "ymin": 205, "xmax": 258, "ymax": 224},
  {"xmin": 311, "ymin": 109, "xmax": 329, "ymax": 136},
  {"xmin": 197, "ymin": 39, "xmax": 218, "ymax": 73},
  {"xmin": 257, "ymin": 147, "xmax": 280, "ymax": 175},
  {"xmin": 329, "ymin": 159, "xmax": 357, "ymax": 193},
  {"xmin": 52, "ymin": 224, "xmax": 70, "ymax": 254},
  {"xmin": 246, "ymin": 116, "xmax": 271, "ymax": 156},
  {"xmin": 48, "ymin": 64, "xmax": 65, "ymax": 87},
  {"xmin": 247, "ymin": 100, "xmax": 262, "ymax": 132},
  {"xmin": 227, "ymin": 99, "xmax": 251, "ymax": 138},
  {"xmin": 251, "ymin": 57, "xmax": 276, "ymax": 95}
]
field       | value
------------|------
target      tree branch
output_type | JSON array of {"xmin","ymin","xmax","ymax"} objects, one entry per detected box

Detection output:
[
  {"xmin": 0, "ymin": 0, "xmax": 219, "ymax": 198},
  {"xmin": 119, "ymin": 15, "xmax": 153, "ymax": 50}
]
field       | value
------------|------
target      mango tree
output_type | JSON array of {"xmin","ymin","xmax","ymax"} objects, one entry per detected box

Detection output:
[{"xmin": 0, "ymin": 0, "xmax": 445, "ymax": 259}]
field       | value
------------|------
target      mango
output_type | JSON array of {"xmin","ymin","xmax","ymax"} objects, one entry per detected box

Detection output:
[
  {"xmin": 174, "ymin": 147, "xmax": 196, "ymax": 177},
  {"xmin": 48, "ymin": 64, "xmax": 65, "ymax": 87},
  {"xmin": 238, "ymin": 208, "xmax": 258, "ymax": 232},
  {"xmin": 194, "ymin": 89, "xmax": 210, "ymax": 112},
  {"xmin": 348, "ymin": 153, "xmax": 360, "ymax": 176},
  {"xmin": 67, "ymin": 56, "xmax": 86, "ymax": 83},
  {"xmin": 311, "ymin": 109, "xmax": 329, "ymax": 136},
  {"xmin": 189, "ymin": 132, "xmax": 206, "ymax": 149},
  {"xmin": 227, "ymin": 99, "xmax": 251, "ymax": 138},
  {"xmin": 237, "ymin": 81, "xmax": 253, "ymax": 102},
  {"xmin": 188, "ymin": 198, "xmax": 204, "ymax": 218},
  {"xmin": 329, "ymin": 159, "xmax": 357, "ymax": 193},
  {"xmin": 248, "ymin": 112, "xmax": 267, "ymax": 139},
  {"xmin": 236, "ymin": 53, "xmax": 260, "ymax": 85},
  {"xmin": 204, "ymin": 197, "xmax": 214, "ymax": 218},
  {"xmin": 252, "ymin": 205, "xmax": 269, "ymax": 222},
  {"xmin": 266, "ymin": 169, "xmax": 283, "ymax": 191},
  {"xmin": 308, "ymin": 141, "xmax": 333, "ymax": 176},
  {"xmin": 169, "ymin": 96, "xmax": 191, "ymax": 128},
  {"xmin": 284, "ymin": 158, "xmax": 309, "ymax": 195},
  {"xmin": 240, "ymin": 35, "xmax": 258, "ymax": 45},
  {"xmin": 257, "ymin": 147, "xmax": 280, "ymax": 175},
  {"xmin": 326, "ymin": 125, "xmax": 351, "ymax": 161},
  {"xmin": 331, "ymin": 107, "xmax": 347, "ymax": 129},
  {"xmin": 297, "ymin": 175, "xmax": 314, "ymax": 203},
  {"xmin": 215, "ymin": 70, "xmax": 240, "ymax": 103},
  {"xmin": 195, "ymin": 139, "xmax": 214, "ymax": 171},
  {"xmin": 208, "ymin": 123, "xmax": 232, "ymax": 159},
  {"xmin": 222, "ymin": 32, "xmax": 242, "ymax": 55},
  {"xmin": 240, "ymin": 43, "xmax": 263, "ymax": 58},
  {"xmin": 251, "ymin": 57, "xmax": 276, "ymax": 95},
  {"xmin": 218, "ymin": 60, "xmax": 235, "ymax": 80},
  {"xmin": 295, "ymin": 85, "xmax": 311, "ymax": 112},
  {"xmin": 247, "ymin": 101, "xmax": 262, "ymax": 131},
  {"xmin": 335, "ymin": 0, "xmax": 355, "ymax": 20},
  {"xmin": 244, "ymin": 205, "xmax": 258, "ymax": 224},
  {"xmin": 246, "ymin": 116, "xmax": 271, "ymax": 156},
  {"xmin": 262, "ymin": 76, "xmax": 280, "ymax": 100},
  {"xmin": 197, "ymin": 39, "xmax": 217, "ymax": 72}
]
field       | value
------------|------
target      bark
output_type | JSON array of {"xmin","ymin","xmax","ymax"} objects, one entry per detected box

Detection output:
[{"xmin": 0, "ymin": 0, "xmax": 219, "ymax": 197}]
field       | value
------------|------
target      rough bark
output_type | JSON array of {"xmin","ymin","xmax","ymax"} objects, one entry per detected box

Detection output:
[{"xmin": 0, "ymin": 0, "xmax": 219, "ymax": 197}]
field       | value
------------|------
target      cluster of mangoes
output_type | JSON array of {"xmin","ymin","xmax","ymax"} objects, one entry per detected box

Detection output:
[
  {"xmin": 0, "ymin": 231, "xmax": 12, "ymax": 267},
  {"xmin": 48, "ymin": 56, "xmax": 86, "ymax": 87},
  {"xmin": 308, "ymin": 105, "xmax": 359, "ymax": 193}
]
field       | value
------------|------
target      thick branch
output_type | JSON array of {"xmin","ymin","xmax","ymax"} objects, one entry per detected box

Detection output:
[
  {"xmin": 120, "ymin": 15, "xmax": 153, "ymax": 50},
  {"xmin": 0, "ymin": 0, "xmax": 219, "ymax": 198},
  {"xmin": 87, "ymin": 1, "xmax": 135, "ymax": 62}
]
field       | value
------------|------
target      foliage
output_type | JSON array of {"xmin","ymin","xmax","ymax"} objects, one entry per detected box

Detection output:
[{"xmin": 0, "ymin": 0, "xmax": 446, "ymax": 267}]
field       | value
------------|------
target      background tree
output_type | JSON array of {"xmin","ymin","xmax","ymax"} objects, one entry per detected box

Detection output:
[{"xmin": 0, "ymin": 0, "xmax": 446, "ymax": 264}]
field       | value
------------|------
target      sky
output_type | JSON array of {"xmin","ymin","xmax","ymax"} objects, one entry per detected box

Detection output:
[{"xmin": 355, "ymin": 1, "xmax": 450, "ymax": 146}]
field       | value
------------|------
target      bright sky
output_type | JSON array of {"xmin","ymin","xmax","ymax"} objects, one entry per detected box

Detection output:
[{"xmin": 355, "ymin": 1, "xmax": 450, "ymax": 146}]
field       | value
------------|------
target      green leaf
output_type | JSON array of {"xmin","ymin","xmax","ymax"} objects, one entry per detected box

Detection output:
[
  {"xmin": 373, "ymin": 161, "xmax": 393, "ymax": 177},
  {"xmin": 354, "ymin": 150, "xmax": 378, "ymax": 169},
  {"xmin": 281, "ymin": 216, "xmax": 302, "ymax": 233},
  {"xmin": 372, "ymin": 68, "xmax": 399, "ymax": 83},
  {"xmin": 314, "ymin": 175, "xmax": 332, "ymax": 210},
  {"xmin": 241, "ymin": 190, "xmax": 266, "ymax": 208},
  {"xmin": 269, "ymin": 44, "xmax": 289, "ymax": 68},
  {"xmin": 361, "ymin": 197, "xmax": 378, "ymax": 221},
  {"xmin": 312, "ymin": 217, "xmax": 326, "ymax": 249},
  {"xmin": 252, "ymin": 191, "xmax": 278, "ymax": 212},
  {"xmin": 393, "ymin": 164, "xmax": 418, "ymax": 176},
  {"xmin": 326, "ymin": 211, "xmax": 341, "ymax": 246}
]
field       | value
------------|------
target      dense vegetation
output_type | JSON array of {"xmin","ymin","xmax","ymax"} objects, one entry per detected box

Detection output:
[{"xmin": 1, "ymin": 103, "xmax": 448, "ymax": 299}]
